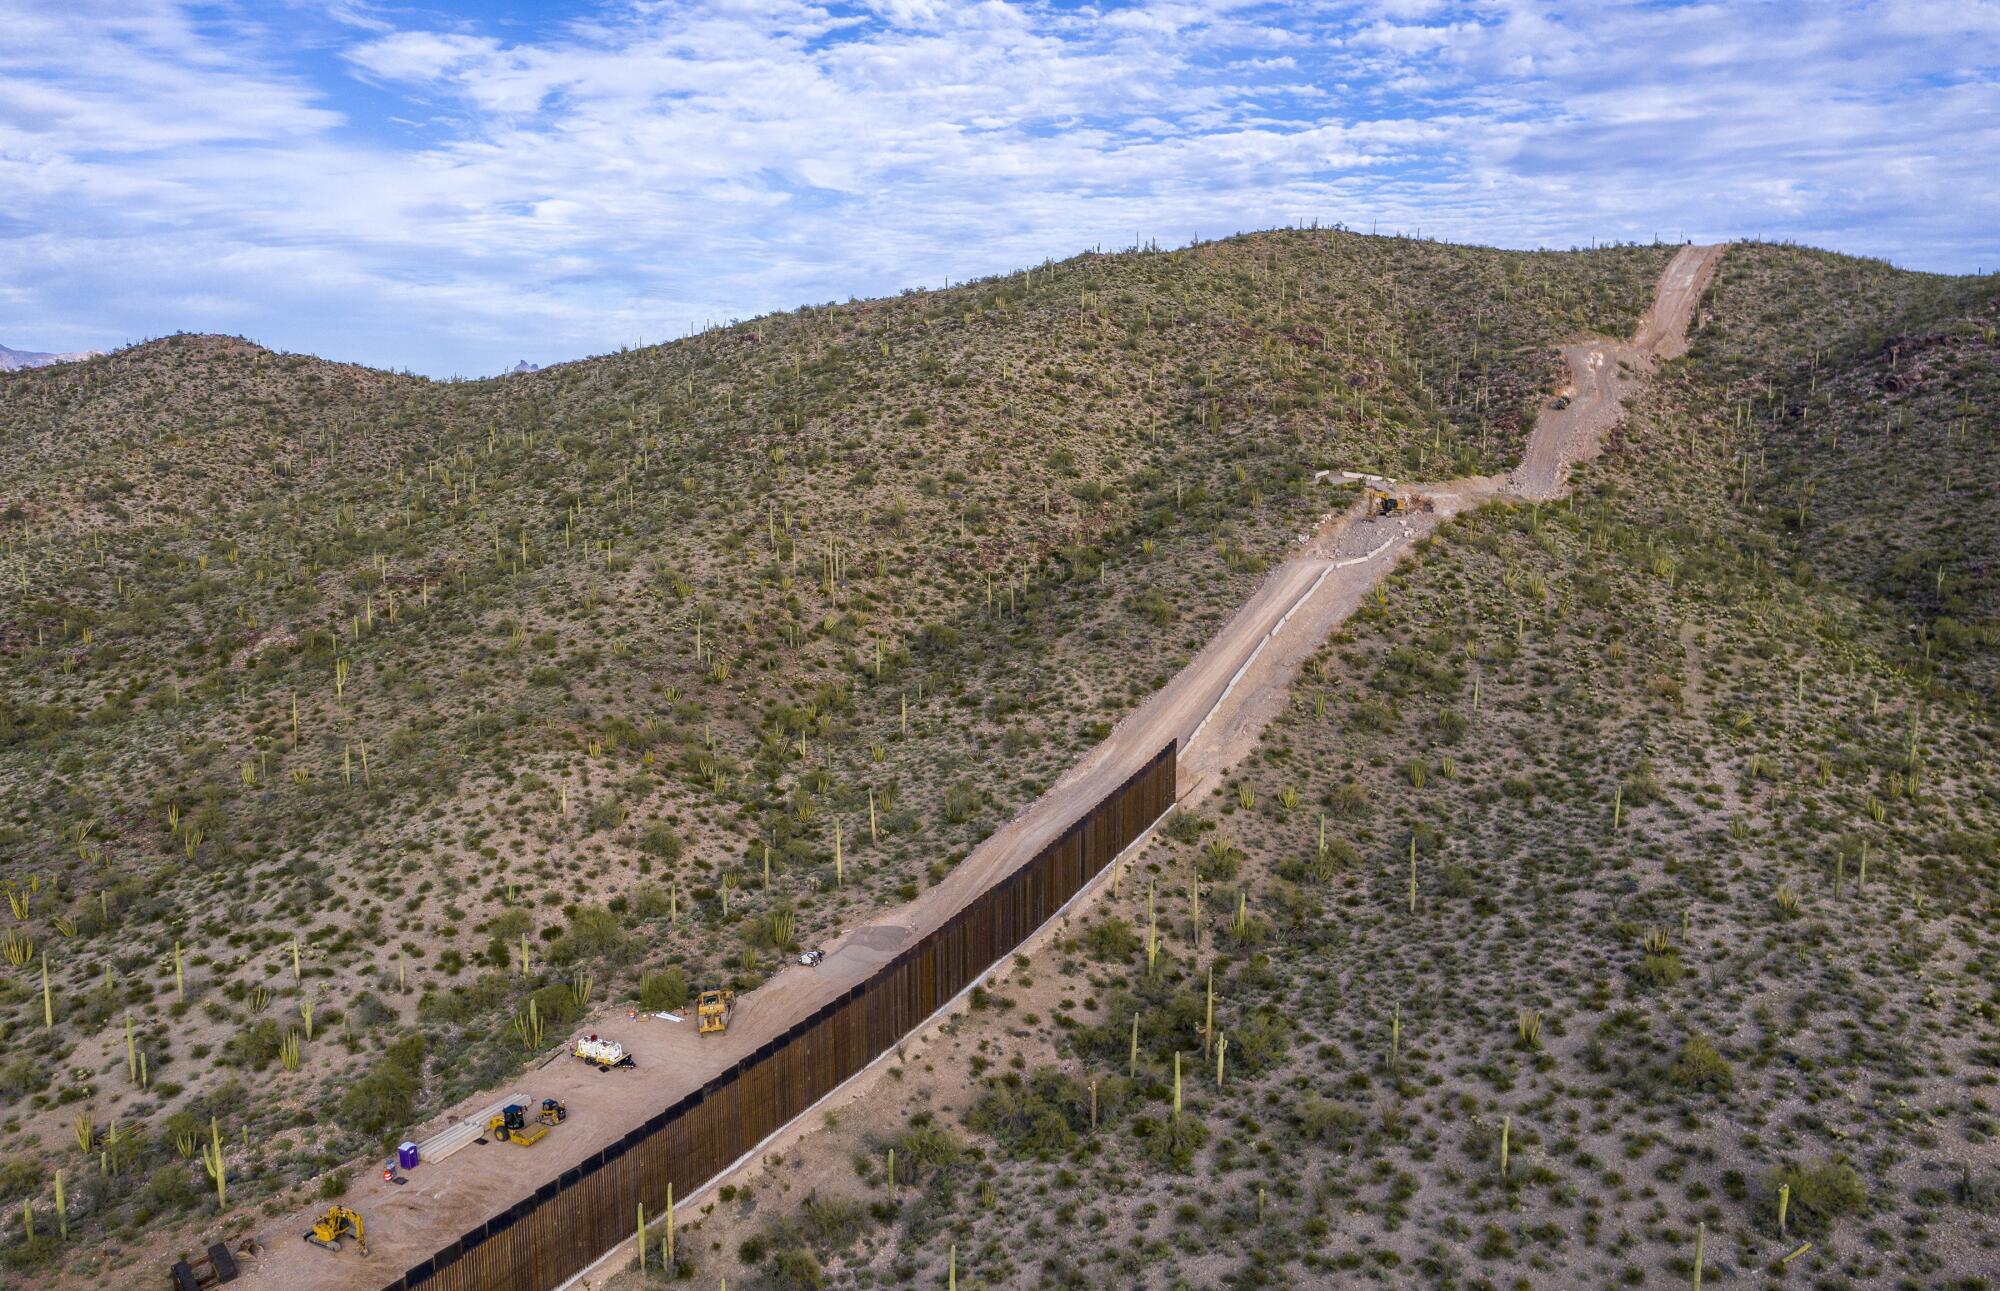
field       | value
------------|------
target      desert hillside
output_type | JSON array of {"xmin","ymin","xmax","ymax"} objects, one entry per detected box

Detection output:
[
  {"xmin": 601, "ymin": 244, "xmax": 2000, "ymax": 1290},
  {"xmin": 0, "ymin": 231, "xmax": 1683, "ymax": 1283}
]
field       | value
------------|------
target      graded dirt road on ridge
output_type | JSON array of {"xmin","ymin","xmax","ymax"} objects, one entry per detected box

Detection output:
[{"xmin": 234, "ymin": 244, "xmax": 1723, "ymax": 1291}]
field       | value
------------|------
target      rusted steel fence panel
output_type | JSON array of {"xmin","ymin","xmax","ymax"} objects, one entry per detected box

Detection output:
[{"xmin": 388, "ymin": 741, "xmax": 1174, "ymax": 1291}]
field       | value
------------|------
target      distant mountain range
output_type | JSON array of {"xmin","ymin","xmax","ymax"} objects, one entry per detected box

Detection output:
[
  {"xmin": 507, "ymin": 359, "xmax": 540, "ymax": 375},
  {"xmin": 0, "ymin": 342, "xmax": 102, "ymax": 371}
]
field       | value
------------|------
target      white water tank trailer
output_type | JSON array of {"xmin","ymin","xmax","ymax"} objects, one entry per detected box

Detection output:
[{"xmin": 571, "ymin": 1034, "xmax": 632, "ymax": 1069}]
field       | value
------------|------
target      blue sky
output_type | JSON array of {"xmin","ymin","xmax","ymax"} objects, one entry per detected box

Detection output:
[{"xmin": 3, "ymin": 1, "xmax": 1995, "ymax": 377}]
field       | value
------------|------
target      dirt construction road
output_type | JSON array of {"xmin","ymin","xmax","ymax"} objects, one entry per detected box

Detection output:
[{"xmin": 234, "ymin": 244, "xmax": 1722, "ymax": 1291}]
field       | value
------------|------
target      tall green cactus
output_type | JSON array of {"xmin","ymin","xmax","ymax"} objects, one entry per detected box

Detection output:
[{"xmin": 200, "ymin": 1116, "xmax": 226, "ymax": 1207}]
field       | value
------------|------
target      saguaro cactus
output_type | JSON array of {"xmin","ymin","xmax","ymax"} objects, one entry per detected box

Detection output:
[
  {"xmin": 1203, "ymin": 966, "xmax": 1215, "ymax": 1058},
  {"xmin": 200, "ymin": 1117, "xmax": 226, "ymax": 1207}
]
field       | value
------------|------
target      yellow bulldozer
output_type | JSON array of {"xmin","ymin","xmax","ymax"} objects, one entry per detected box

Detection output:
[
  {"xmin": 304, "ymin": 1204, "xmax": 366, "ymax": 1255},
  {"xmin": 697, "ymin": 989, "xmax": 735, "ymax": 1035}
]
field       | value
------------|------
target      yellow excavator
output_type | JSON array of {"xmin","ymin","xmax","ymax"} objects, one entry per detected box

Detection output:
[
  {"xmin": 697, "ymin": 989, "xmax": 735, "ymax": 1035},
  {"xmin": 1364, "ymin": 485, "xmax": 1410, "ymax": 517},
  {"xmin": 304, "ymin": 1204, "xmax": 366, "ymax": 1255}
]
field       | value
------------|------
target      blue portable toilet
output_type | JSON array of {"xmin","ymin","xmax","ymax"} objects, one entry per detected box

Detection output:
[{"xmin": 398, "ymin": 1141, "xmax": 419, "ymax": 1170}]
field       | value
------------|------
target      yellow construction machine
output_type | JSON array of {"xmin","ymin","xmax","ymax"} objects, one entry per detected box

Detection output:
[
  {"xmin": 1363, "ymin": 485, "xmax": 1410, "ymax": 517},
  {"xmin": 487, "ymin": 1103, "xmax": 549, "ymax": 1147},
  {"xmin": 697, "ymin": 989, "xmax": 735, "ymax": 1035},
  {"xmin": 304, "ymin": 1204, "xmax": 366, "ymax": 1255}
]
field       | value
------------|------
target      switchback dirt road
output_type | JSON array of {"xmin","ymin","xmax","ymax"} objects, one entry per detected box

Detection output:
[{"xmin": 235, "ymin": 244, "xmax": 1722, "ymax": 1291}]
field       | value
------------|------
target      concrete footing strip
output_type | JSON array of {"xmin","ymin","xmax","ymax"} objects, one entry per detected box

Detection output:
[
  {"xmin": 1332, "ymin": 535, "xmax": 1397, "ymax": 569},
  {"xmin": 1186, "ymin": 561, "xmax": 1336, "ymax": 750}
]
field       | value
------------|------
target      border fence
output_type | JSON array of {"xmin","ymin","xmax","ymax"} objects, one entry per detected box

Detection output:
[{"xmin": 377, "ymin": 740, "xmax": 1175, "ymax": 1291}]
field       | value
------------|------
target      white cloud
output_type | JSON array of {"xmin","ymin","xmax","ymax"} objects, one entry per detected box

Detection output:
[{"xmin": 0, "ymin": 0, "xmax": 1994, "ymax": 373}]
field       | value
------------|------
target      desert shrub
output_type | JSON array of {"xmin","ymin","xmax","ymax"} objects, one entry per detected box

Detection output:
[
  {"xmin": 550, "ymin": 905, "xmax": 631, "ymax": 964},
  {"xmin": 627, "ymin": 885, "xmax": 672, "ymax": 920},
  {"xmin": 1668, "ymin": 1035, "xmax": 1733, "ymax": 1093},
  {"xmin": 749, "ymin": 1190, "xmax": 867, "ymax": 1290},
  {"xmin": 0, "ymin": 1160, "xmax": 41, "ymax": 1202},
  {"xmin": 1769, "ymin": 1157, "xmax": 1867, "ymax": 1231},
  {"xmin": 798, "ymin": 1192, "xmax": 869, "ymax": 1251},
  {"xmin": 417, "ymin": 973, "xmax": 511, "ymax": 1025},
  {"xmin": 350, "ymin": 991, "xmax": 396, "ymax": 1028},
  {"xmin": 1326, "ymin": 781, "xmax": 1369, "ymax": 817},
  {"xmin": 966, "ymin": 1069, "xmax": 1090, "ymax": 1157},
  {"xmin": 1294, "ymin": 1095, "xmax": 1366, "ymax": 1144},
  {"xmin": 635, "ymin": 823, "xmax": 684, "ymax": 860},
  {"xmin": 942, "ymin": 781, "xmax": 980, "ymax": 824},
  {"xmin": 1161, "ymin": 810, "xmax": 1205, "ymax": 843},
  {"xmin": 1637, "ymin": 953, "xmax": 1683, "ymax": 988},
  {"xmin": 222, "ymin": 1018, "xmax": 284, "ymax": 1070},
  {"xmin": 768, "ymin": 1248, "xmax": 825, "ymax": 1290},
  {"xmin": 1134, "ymin": 1112, "xmax": 1209, "ymax": 1171},
  {"xmin": 1279, "ymin": 836, "xmax": 1357, "ymax": 884},
  {"xmin": 1229, "ymin": 1009, "xmax": 1293, "ymax": 1074},
  {"xmin": 140, "ymin": 1162, "xmax": 200, "ymax": 1213},
  {"xmin": 1197, "ymin": 837, "xmax": 1243, "ymax": 881},
  {"xmin": 527, "ymin": 981, "xmax": 584, "ymax": 1028},
  {"xmin": 1083, "ymin": 916, "xmax": 1141, "ymax": 962},
  {"xmin": 1621, "ymin": 759, "xmax": 1665, "ymax": 806},
  {"xmin": 318, "ymin": 1166, "xmax": 352, "ymax": 1199},
  {"xmin": 639, "ymin": 967, "xmax": 688, "ymax": 1011},
  {"xmin": 338, "ymin": 1032, "xmax": 427, "ymax": 1135},
  {"xmin": 1350, "ymin": 698, "xmax": 1396, "ymax": 732},
  {"xmin": 1129, "ymin": 587, "xmax": 1176, "ymax": 627},
  {"xmin": 0, "ymin": 1053, "xmax": 48, "ymax": 1099},
  {"xmin": 586, "ymin": 797, "xmax": 626, "ymax": 832},
  {"xmin": 889, "ymin": 1115, "xmax": 964, "ymax": 1178},
  {"xmin": 1954, "ymin": 1167, "xmax": 1998, "ymax": 1211}
]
